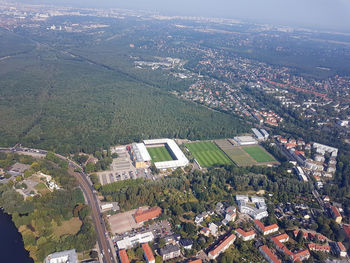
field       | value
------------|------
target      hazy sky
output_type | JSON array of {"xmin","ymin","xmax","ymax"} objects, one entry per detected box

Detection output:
[{"xmin": 17, "ymin": 0, "xmax": 350, "ymax": 31}]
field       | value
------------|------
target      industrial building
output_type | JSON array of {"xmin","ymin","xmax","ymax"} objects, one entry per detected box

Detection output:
[
  {"xmin": 233, "ymin": 136, "xmax": 258, "ymax": 146},
  {"xmin": 143, "ymin": 139, "xmax": 189, "ymax": 169}
]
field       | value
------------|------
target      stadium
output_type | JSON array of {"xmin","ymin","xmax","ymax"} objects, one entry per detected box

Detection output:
[{"xmin": 132, "ymin": 139, "xmax": 189, "ymax": 170}]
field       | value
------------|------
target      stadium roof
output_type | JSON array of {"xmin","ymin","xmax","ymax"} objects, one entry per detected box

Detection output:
[
  {"xmin": 132, "ymin": 143, "xmax": 152, "ymax": 162},
  {"xmin": 144, "ymin": 139, "xmax": 189, "ymax": 169}
]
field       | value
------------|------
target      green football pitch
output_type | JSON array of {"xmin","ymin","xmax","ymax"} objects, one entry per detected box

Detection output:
[
  {"xmin": 243, "ymin": 146, "xmax": 275, "ymax": 163},
  {"xmin": 185, "ymin": 141, "xmax": 233, "ymax": 167},
  {"xmin": 147, "ymin": 146, "xmax": 174, "ymax": 163}
]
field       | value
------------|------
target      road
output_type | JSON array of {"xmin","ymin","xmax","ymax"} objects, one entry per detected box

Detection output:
[{"xmin": 0, "ymin": 146, "xmax": 116, "ymax": 263}]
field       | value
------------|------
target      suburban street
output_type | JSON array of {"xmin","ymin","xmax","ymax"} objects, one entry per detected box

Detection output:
[{"xmin": 0, "ymin": 146, "xmax": 116, "ymax": 263}]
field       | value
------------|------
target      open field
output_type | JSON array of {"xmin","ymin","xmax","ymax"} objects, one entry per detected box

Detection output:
[
  {"xmin": 215, "ymin": 139, "xmax": 278, "ymax": 166},
  {"xmin": 243, "ymin": 145, "xmax": 276, "ymax": 163},
  {"xmin": 54, "ymin": 217, "xmax": 82, "ymax": 237},
  {"xmin": 185, "ymin": 141, "xmax": 233, "ymax": 167},
  {"xmin": 147, "ymin": 146, "xmax": 174, "ymax": 163}
]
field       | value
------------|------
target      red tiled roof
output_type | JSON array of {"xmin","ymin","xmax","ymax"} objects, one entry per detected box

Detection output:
[
  {"xmin": 187, "ymin": 259, "xmax": 202, "ymax": 263},
  {"xmin": 235, "ymin": 228, "xmax": 255, "ymax": 237},
  {"xmin": 254, "ymin": 220, "xmax": 278, "ymax": 232},
  {"xmin": 307, "ymin": 243, "xmax": 330, "ymax": 252},
  {"xmin": 208, "ymin": 234, "xmax": 236, "ymax": 257},
  {"xmin": 344, "ymin": 225, "xmax": 350, "ymax": 239},
  {"xmin": 134, "ymin": 206, "xmax": 162, "ymax": 223},
  {"xmin": 293, "ymin": 250, "xmax": 310, "ymax": 261},
  {"xmin": 142, "ymin": 243, "xmax": 155, "ymax": 262},
  {"xmin": 337, "ymin": 242, "xmax": 346, "ymax": 252},
  {"xmin": 330, "ymin": 206, "xmax": 341, "ymax": 218},
  {"xmin": 316, "ymin": 233, "xmax": 326, "ymax": 241},
  {"xmin": 118, "ymin": 249, "xmax": 130, "ymax": 263},
  {"xmin": 259, "ymin": 245, "xmax": 281, "ymax": 263},
  {"xmin": 274, "ymin": 233, "xmax": 289, "ymax": 242}
]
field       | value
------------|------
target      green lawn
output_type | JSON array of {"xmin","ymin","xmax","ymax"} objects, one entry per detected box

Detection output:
[
  {"xmin": 243, "ymin": 146, "xmax": 275, "ymax": 163},
  {"xmin": 147, "ymin": 146, "xmax": 174, "ymax": 163},
  {"xmin": 185, "ymin": 141, "xmax": 233, "ymax": 167}
]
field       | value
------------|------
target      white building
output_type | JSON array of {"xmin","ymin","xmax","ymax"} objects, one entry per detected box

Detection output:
[
  {"xmin": 117, "ymin": 231, "xmax": 155, "ymax": 250},
  {"xmin": 209, "ymin": 223, "xmax": 218, "ymax": 236},
  {"xmin": 260, "ymin": 129, "xmax": 269, "ymax": 140},
  {"xmin": 233, "ymin": 136, "xmax": 258, "ymax": 146},
  {"xmin": 45, "ymin": 249, "xmax": 77, "ymax": 263},
  {"xmin": 237, "ymin": 196, "xmax": 268, "ymax": 220},
  {"xmin": 252, "ymin": 128, "xmax": 264, "ymax": 141}
]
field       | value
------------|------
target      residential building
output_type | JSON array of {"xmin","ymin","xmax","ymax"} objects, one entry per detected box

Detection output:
[
  {"xmin": 208, "ymin": 233, "xmax": 236, "ymax": 260},
  {"xmin": 142, "ymin": 243, "xmax": 155, "ymax": 263},
  {"xmin": 330, "ymin": 206, "xmax": 342, "ymax": 223},
  {"xmin": 335, "ymin": 242, "xmax": 347, "ymax": 257},
  {"xmin": 159, "ymin": 244, "xmax": 181, "ymax": 261},
  {"xmin": 187, "ymin": 259, "xmax": 202, "ymax": 263},
  {"xmin": 254, "ymin": 220, "xmax": 279, "ymax": 235},
  {"xmin": 194, "ymin": 215, "xmax": 204, "ymax": 224},
  {"xmin": 307, "ymin": 243, "xmax": 330, "ymax": 253},
  {"xmin": 209, "ymin": 223, "xmax": 218, "ymax": 236},
  {"xmin": 134, "ymin": 206, "xmax": 162, "ymax": 223},
  {"xmin": 200, "ymin": 227, "xmax": 210, "ymax": 237},
  {"xmin": 118, "ymin": 249, "xmax": 130, "ymax": 263},
  {"xmin": 235, "ymin": 228, "xmax": 256, "ymax": 241},
  {"xmin": 259, "ymin": 245, "xmax": 281, "ymax": 263},
  {"xmin": 180, "ymin": 239, "xmax": 193, "ymax": 250},
  {"xmin": 45, "ymin": 249, "xmax": 77, "ymax": 263}
]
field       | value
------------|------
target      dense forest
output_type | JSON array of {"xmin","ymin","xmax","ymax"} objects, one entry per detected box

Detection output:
[
  {"xmin": 0, "ymin": 153, "xmax": 96, "ymax": 262},
  {"xmin": 0, "ymin": 28, "xmax": 247, "ymax": 154}
]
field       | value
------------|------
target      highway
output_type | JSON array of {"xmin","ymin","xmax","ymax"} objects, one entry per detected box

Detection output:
[{"xmin": 0, "ymin": 146, "xmax": 116, "ymax": 263}]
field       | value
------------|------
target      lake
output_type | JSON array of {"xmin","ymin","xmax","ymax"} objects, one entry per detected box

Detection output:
[{"xmin": 0, "ymin": 209, "xmax": 34, "ymax": 263}]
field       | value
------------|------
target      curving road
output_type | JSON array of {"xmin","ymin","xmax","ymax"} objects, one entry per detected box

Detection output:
[{"xmin": 0, "ymin": 146, "xmax": 116, "ymax": 263}]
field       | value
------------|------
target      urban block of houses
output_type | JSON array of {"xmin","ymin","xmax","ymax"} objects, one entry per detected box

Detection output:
[
  {"xmin": 272, "ymin": 234, "xmax": 310, "ymax": 262},
  {"xmin": 142, "ymin": 243, "xmax": 155, "ymax": 263},
  {"xmin": 236, "ymin": 195, "xmax": 268, "ymax": 220},
  {"xmin": 235, "ymin": 228, "xmax": 256, "ymax": 241},
  {"xmin": 254, "ymin": 220, "xmax": 279, "ymax": 236},
  {"xmin": 259, "ymin": 245, "xmax": 281, "ymax": 263},
  {"xmin": 159, "ymin": 244, "xmax": 181, "ymax": 261},
  {"xmin": 208, "ymin": 233, "xmax": 236, "ymax": 260},
  {"xmin": 133, "ymin": 206, "xmax": 162, "ymax": 223}
]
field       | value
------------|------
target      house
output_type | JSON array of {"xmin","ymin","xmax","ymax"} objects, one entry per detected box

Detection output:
[
  {"xmin": 134, "ymin": 206, "xmax": 162, "ymax": 223},
  {"xmin": 180, "ymin": 239, "xmax": 193, "ymax": 250},
  {"xmin": 259, "ymin": 245, "xmax": 281, "ymax": 263},
  {"xmin": 118, "ymin": 249, "xmax": 130, "ymax": 263},
  {"xmin": 142, "ymin": 243, "xmax": 155, "ymax": 263},
  {"xmin": 254, "ymin": 220, "xmax": 279, "ymax": 235},
  {"xmin": 235, "ymin": 228, "xmax": 256, "ymax": 241},
  {"xmin": 195, "ymin": 215, "xmax": 204, "ymax": 224},
  {"xmin": 200, "ymin": 227, "xmax": 210, "ymax": 237},
  {"xmin": 159, "ymin": 244, "xmax": 181, "ymax": 261},
  {"xmin": 335, "ymin": 242, "xmax": 347, "ymax": 257},
  {"xmin": 209, "ymin": 223, "xmax": 218, "ymax": 236},
  {"xmin": 307, "ymin": 243, "xmax": 330, "ymax": 253},
  {"xmin": 330, "ymin": 206, "xmax": 342, "ymax": 223},
  {"xmin": 208, "ymin": 234, "xmax": 236, "ymax": 260},
  {"xmin": 292, "ymin": 250, "xmax": 310, "ymax": 262}
]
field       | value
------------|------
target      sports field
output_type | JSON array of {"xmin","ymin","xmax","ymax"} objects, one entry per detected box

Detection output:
[
  {"xmin": 185, "ymin": 141, "xmax": 233, "ymax": 167},
  {"xmin": 243, "ymin": 146, "xmax": 276, "ymax": 163},
  {"xmin": 147, "ymin": 146, "xmax": 174, "ymax": 163}
]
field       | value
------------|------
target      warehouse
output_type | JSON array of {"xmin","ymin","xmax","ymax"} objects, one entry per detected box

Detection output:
[{"xmin": 252, "ymin": 128, "xmax": 264, "ymax": 141}]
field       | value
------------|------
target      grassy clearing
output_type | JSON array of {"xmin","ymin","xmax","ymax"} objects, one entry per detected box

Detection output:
[
  {"xmin": 54, "ymin": 217, "xmax": 82, "ymax": 237},
  {"xmin": 147, "ymin": 146, "xmax": 173, "ymax": 163},
  {"xmin": 243, "ymin": 146, "xmax": 275, "ymax": 163},
  {"xmin": 185, "ymin": 141, "xmax": 233, "ymax": 167}
]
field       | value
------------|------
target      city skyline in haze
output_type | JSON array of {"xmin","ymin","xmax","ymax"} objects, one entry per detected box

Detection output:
[{"xmin": 8, "ymin": 0, "xmax": 350, "ymax": 32}]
